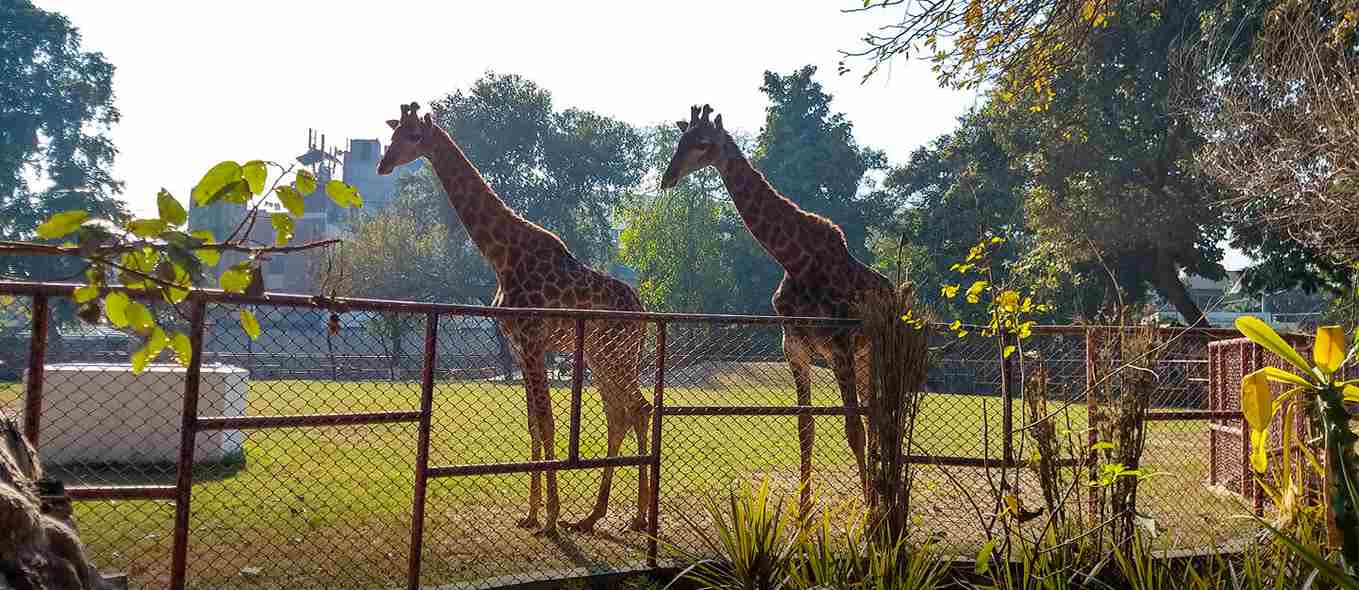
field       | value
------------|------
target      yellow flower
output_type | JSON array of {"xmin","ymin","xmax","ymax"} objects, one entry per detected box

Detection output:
[
  {"xmin": 998, "ymin": 290, "xmax": 1021, "ymax": 312},
  {"xmin": 1313, "ymin": 325, "xmax": 1345, "ymax": 377}
]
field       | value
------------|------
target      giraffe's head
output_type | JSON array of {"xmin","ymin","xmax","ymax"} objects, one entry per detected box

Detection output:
[
  {"xmin": 660, "ymin": 104, "xmax": 728, "ymax": 189},
  {"xmin": 377, "ymin": 101, "xmax": 435, "ymax": 175}
]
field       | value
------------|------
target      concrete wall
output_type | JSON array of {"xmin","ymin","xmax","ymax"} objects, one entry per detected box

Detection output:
[{"xmin": 26, "ymin": 363, "xmax": 247, "ymax": 465}]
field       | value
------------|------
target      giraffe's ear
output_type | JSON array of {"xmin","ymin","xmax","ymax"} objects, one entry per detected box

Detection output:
[
  {"xmin": 714, "ymin": 114, "xmax": 724, "ymax": 133},
  {"xmin": 422, "ymin": 113, "xmax": 434, "ymax": 128},
  {"xmin": 675, "ymin": 120, "xmax": 688, "ymax": 132},
  {"xmin": 386, "ymin": 119, "xmax": 400, "ymax": 130}
]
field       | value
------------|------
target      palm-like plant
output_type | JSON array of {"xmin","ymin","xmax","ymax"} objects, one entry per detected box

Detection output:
[{"xmin": 1235, "ymin": 317, "xmax": 1359, "ymax": 578}]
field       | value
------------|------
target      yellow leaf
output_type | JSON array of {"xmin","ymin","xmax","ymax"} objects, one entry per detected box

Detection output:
[
  {"xmin": 240, "ymin": 308, "xmax": 261, "ymax": 341},
  {"xmin": 104, "ymin": 292, "xmax": 130, "ymax": 327},
  {"xmin": 1250, "ymin": 430, "xmax": 1269, "ymax": 474},
  {"xmin": 965, "ymin": 280, "xmax": 989, "ymax": 304},
  {"xmin": 1235, "ymin": 316, "xmax": 1313, "ymax": 376},
  {"xmin": 170, "ymin": 332, "xmax": 193, "ymax": 366},
  {"xmin": 942, "ymin": 284, "xmax": 960, "ymax": 299},
  {"xmin": 1313, "ymin": 325, "xmax": 1345, "ymax": 377},
  {"xmin": 1259, "ymin": 366, "xmax": 1311, "ymax": 388},
  {"xmin": 1343, "ymin": 384, "xmax": 1359, "ymax": 403},
  {"xmin": 1241, "ymin": 369, "xmax": 1273, "ymax": 434}
]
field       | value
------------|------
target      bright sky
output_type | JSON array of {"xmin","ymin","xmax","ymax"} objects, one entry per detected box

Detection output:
[{"xmin": 37, "ymin": 0, "xmax": 1250, "ymax": 269}]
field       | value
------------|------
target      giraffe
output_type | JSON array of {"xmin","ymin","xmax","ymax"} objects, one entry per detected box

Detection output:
[
  {"xmin": 660, "ymin": 104, "xmax": 893, "ymax": 507},
  {"xmin": 377, "ymin": 102, "xmax": 652, "ymax": 535}
]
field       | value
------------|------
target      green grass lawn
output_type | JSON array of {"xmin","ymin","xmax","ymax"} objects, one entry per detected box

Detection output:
[{"xmin": 0, "ymin": 377, "xmax": 1252, "ymax": 590}]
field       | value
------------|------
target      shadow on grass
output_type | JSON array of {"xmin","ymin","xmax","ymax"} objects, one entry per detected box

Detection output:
[{"xmin": 44, "ymin": 452, "xmax": 247, "ymax": 486}]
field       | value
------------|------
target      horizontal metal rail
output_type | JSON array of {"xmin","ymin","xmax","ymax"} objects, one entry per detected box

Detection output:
[
  {"xmin": 0, "ymin": 281, "xmax": 857, "ymax": 327},
  {"xmin": 427, "ymin": 455, "xmax": 652, "ymax": 478},
  {"xmin": 663, "ymin": 405, "xmax": 867, "ymax": 416},
  {"xmin": 0, "ymin": 280, "xmax": 1259, "ymax": 335},
  {"xmin": 1145, "ymin": 410, "xmax": 1243, "ymax": 421},
  {"xmin": 196, "ymin": 411, "xmax": 422, "ymax": 431}
]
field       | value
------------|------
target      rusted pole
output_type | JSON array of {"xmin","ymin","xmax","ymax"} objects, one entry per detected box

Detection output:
[
  {"xmin": 1000, "ymin": 332, "xmax": 1015, "ymax": 468},
  {"xmin": 1250, "ymin": 342, "xmax": 1265, "ymax": 517},
  {"xmin": 169, "ymin": 300, "xmax": 207, "ymax": 590},
  {"xmin": 1208, "ymin": 344, "xmax": 1219, "ymax": 487},
  {"xmin": 646, "ymin": 322, "xmax": 666, "ymax": 568},
  {"xmin": 407, "ymin": 313, "xmax": 439, "ymax": 590},
  {"xmin": 22, "ymin": 295, "xmax": 49, "ymax": 447},
  {"xmin": 567, "ymin": 318, "xmax": 586, "ymax": 464}
]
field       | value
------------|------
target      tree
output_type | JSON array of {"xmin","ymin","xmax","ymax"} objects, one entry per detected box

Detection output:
[
  {"xmin": 317, "ymin": 191, "xmax": 478, "ymax": 378},
  {"xmin": 842, "ymin": 0, "xmax": 1119, "ymax": 104},
  {"xmin": 754, "ymin": 66, "xmax": 890, "ymax": 262},
  {"xmin": 1191, "ymin": 0, "xmax": 1359, "ymax": 268},
  {"xmin": 872, "ymin": 109, "xmax": 1108, "ymax": 322},
  {"xmin": 616, "ymin": 125, "xmax": 739, "ymax": 314},
  {"xmin": 1, "ymin": 1, "xmax": 127, "ymax": 281},
  {"xmin": 977, "ymin": 2, "xmax": 1237, "ymax": 325},
  {"xmin": 426, "ymin": 72, "xmax": 646, "ymax": 265},
  {"xmin": 707, "ymin": 66, "xmax": 890, "ymax": 314}
]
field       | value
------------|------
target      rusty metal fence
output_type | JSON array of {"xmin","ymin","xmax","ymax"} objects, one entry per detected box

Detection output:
[{"xmin": 0, "ymin": 281, "xmax": 1253, "ymax": 589}]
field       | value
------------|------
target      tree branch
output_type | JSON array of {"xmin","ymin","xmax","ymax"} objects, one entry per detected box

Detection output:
[{"xmin": 0, "ymin": 238, "xmax": 342, "ymax": 258}]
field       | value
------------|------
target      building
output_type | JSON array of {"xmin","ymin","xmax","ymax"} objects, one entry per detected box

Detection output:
[
  {"xmin": 1149, "ymin": 269, "xmax": 1325, "ymax": 330},
  {"xmin": 187, "ymin": 129, "xmax": 420, "ymax": 294}
]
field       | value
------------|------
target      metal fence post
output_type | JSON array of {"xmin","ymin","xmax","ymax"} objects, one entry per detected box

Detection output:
[
  {"xmin": 646, "ymin": 321, "xmax": 666, "ymax": 568},
  {"xmin": 170, "ymin": 300, "xmax": 207, "ymax": 590},
  {"xmin": 22, "ymin": 295, "xmax": 49, "ymax": 447},
  {"xmin": 567, "ymin": 318, "xmax": 586, "ymax": 464},
  {"xmin": 408, "ymin": 313, "xmax": 439, "ymax": 590}
]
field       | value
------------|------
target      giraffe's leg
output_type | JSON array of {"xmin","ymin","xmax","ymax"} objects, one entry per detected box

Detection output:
[
  {"xmin": 516, "ymin": 408, "xmax": 543, "ymax": 530},
  {"xmin": 516, "ymin": 332, "xmax": 559, "ymax": 535},
  {"xmin": 565, "ymin": 405, "xmax": 627, "ymax": 533},
  {"xmin": 510, "ymin": 332, "xmax": 543, "ymax": 531},
  {"xmin": 830, "ymin": 333, "xmax": 870, "ymax": 506},
  {"xmin": 785, "ymin": 331, "xmax": 816, "ymax": 515}
]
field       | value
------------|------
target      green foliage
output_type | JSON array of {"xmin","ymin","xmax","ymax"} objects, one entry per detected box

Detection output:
[
  {"xmin": 1236, "ymin": 318, "xmax": 1359, "ymax": 578},
  {"xmin": 754, "ymin": 66, "xmax": 889, "ymax": 264},
  {"xmin": 0, "ymin": 1, "xmax": 127, "ymax": 283},
  {"xmin": 616, "ymin": 124, "xmax": 740, "ymax": 313},
  {"xmin": 16, "ymin": 160, "xmax": 363, "ymax": 372},
  {"xmin": 424, "ymin": 71, "xmax": 646, "ymax": 265},
  {"xmin": 665, "ymin": 479, "xmax": 946, "ymax": 590}
]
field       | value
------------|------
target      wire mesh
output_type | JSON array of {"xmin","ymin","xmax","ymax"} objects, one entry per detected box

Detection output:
[{"xmin": 2, "ymin": 284, "xmax": 1266, "ymax": 588}]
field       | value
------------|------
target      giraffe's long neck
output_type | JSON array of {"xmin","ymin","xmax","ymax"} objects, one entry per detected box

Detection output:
[
  {"xmin": 426, "ymin": 126, "xmax": 569, "ymax": 276},
  {"xmin": 714, "ymin": 138, "xmax": 834, "ymax": 276}
]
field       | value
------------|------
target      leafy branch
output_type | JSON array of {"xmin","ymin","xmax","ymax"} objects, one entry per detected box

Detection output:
[{"xmin": 3, "ymin": 159, "xmax": 364, "ymax": 372}]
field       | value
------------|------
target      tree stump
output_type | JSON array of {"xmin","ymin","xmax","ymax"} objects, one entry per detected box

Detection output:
[{"xmin": 1, "ymin": 415, "xmax": 109, "ymax": 590}]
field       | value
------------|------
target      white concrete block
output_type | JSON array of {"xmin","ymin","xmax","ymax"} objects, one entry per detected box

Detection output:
[{"xmin": 24, "ymin": 363, "xmax": 248, "ymax": 465}]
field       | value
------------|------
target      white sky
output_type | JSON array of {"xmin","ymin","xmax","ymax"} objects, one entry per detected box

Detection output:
[{"xmin": 37, "ymin": 0, "xmax": 1250, "ymax": 269}]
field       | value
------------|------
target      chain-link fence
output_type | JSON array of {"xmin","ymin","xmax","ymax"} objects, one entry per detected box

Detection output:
[{"xmin": 0, "ymin": 282, "xmax": 1259, "ymax": 589}]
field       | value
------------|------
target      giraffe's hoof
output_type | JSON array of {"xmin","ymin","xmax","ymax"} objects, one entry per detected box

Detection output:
[
  {"xmin": 516, "ymin": 516, "xmax": 540, "ymax": 530},
  {"xmin": 532, "ymin": 525, "xmax": 559, "ymax": 538},
  {"xmin": 625, "ymin": 516, "xmax": 648, "ymax": 532},
  {"xmin": 563, "ymin": 519, "xmax": 599, "ymax": 533}
]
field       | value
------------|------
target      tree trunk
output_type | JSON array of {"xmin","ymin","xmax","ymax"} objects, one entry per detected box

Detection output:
[
  {"xmin": 1150, "ymin": 248, "xmax": 1207, "ymax": 326},
  {"xmin": 1, "ymin": 417, "xmax": 110, "ymax": 589}
]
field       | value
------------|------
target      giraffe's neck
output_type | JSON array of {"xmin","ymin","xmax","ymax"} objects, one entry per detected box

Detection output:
[
  {"xmin": 426, "ymin": 126, "xmax": 569, "ymax": 276},
  {"xmin": 714, "ymin": 138, "xmax": 833, "ymax": 276}
]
